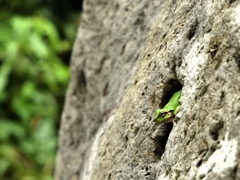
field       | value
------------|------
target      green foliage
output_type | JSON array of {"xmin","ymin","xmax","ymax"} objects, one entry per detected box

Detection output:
[{"xmin": 0, "ymin": 13, "xmax": 72, "ymax": 180}]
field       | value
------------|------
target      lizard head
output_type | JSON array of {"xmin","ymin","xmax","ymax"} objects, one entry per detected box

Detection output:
[{"xmin": 154, "ymin": 109, "xmax": 174, "ymax": 123}]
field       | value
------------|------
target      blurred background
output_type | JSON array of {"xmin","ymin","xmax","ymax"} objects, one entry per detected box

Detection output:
[{"xmin": 0, "ymin": 0, "xmax": 82, "ymax": 179}]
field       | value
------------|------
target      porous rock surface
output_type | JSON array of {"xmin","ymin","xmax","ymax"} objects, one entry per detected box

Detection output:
[{"xmin": 55, "ymin": 0, "xmax": 240, "ymax": 180}]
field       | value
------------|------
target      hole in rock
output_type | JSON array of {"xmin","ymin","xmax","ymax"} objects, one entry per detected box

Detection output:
[
  {"xmin": 160, "ymin": 79, "xmax": 182, "ymax": 107},
  {"xmin": 153, "ymin": 123, "xmax": 173, "ymax": 159},
  {"xmin": 187, "ymin": 21, "xmax": 198, "ymax": 40},
  {"xmin": 154, "ymin": 79, "xmax": 182, "ymax": 159}
]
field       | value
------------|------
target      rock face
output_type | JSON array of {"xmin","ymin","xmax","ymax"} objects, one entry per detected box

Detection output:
[{"xmin": 55, "ymin": 0, "xmax": 240, "ymax": 180}]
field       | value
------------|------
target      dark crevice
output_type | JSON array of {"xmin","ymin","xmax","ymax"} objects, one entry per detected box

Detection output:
[
  {"xmin": 107, "ymin": 173, "xmax": 112, "ymax": 180},
  {"xmin": 220, "ymin": 91, "xmax": 225, "ymax": 101},
  {"xmin": 121, "ymin": 45, "xmax": 126, "ymax": 55},
  {"xmin": 229, "ymin": 0, "xmax": 237, "ymax": 4},
  {"xmin": 160, "ymin": 80, "xmax": 182, "ymax": 107},
  {"xmin": 134, "ymin": 79, "xmax": 138, "ymax": 85},
  {"xmin": 202, "ymin": 147, "xmax": 216, "ymax": 161},
  {"xmin": 196, "ymin": 159, "xmax": 203, "ymax": 167},
  {"xmin": 134, "ymin": 127, "xmax": 140, "ymax": 135},
  {"xmin": 208, "ymin": 39, "xmax": 220, "ymax": 59},
  {"xmin": 234, "ymin": 51, "xmax": 240, "ymax": 70},
  {"xmin": 233, "ymin": 164, "xmax": 238, "ymax": 179},
  {"xmin": 237, "ymin": 111, "xmax": 240, "ymax": 116},
  {"xmin": 199, "ymin": 174, "xmax": 206, "ymax": 179},
  {"xmin": 153, "ymin": 123, "xmax": 173, "ymax": 159},
  {"xmin": 103, "ymin": 82, "xmax": 109, "ymax": 96},
  {"xmin": 210, "ymin": 132, "xmax": 218, "ymax": 141},
  {"xmin": 210, "ymin": 48, "xmax": 218, "ymax": 59},
  {"xmin": 209, "ymin": 120, "xmax": 223, "ymax": 141},
  {"xmin": 162, "ymin": 32, "xmax": 167, "ymax": 40},
  {"xmin": 187, "ymin": 20, "xmax": 198, "ymax": 40},
  {"xmin": 153, "ymin": 80, "xmax": 182, "ymax": 159},
  {"xmin": 74, "ymin": 70, "xmax": 87, "ymax": 97},
  {"xmin": 79, "ymin": 70, "xmax": 87, "ymax": 87}
]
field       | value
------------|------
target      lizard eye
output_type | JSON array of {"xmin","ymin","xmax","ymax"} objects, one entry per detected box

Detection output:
[{"xmin": 160, "ymin": 112, "xmax": 166, "ymax": 116}]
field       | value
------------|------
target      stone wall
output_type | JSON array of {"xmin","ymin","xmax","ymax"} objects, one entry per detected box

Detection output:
[{"xmin": 55, "ymin": 1, "xmax": 240, "ymax": 179}]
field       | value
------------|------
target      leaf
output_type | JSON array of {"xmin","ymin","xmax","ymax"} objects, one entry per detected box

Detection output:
[{"xmin": 0, "ymin": 120, "xmax": 25, "ymax": 141}]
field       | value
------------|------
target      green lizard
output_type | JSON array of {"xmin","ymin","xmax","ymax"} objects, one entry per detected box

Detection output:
[{"xmin": 154, "ymin": 90, "xmax": 181, "ymax": 123}]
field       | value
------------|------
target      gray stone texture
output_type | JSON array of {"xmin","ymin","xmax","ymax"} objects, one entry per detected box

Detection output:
[{"xmin": 55, "ymin": 0, "xmax": 240, "ymax": 180}]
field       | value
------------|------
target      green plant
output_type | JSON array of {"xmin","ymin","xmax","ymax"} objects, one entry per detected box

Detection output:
[{"xmin": 0, "ymin": 15, "xmax": 70, "ymax": 180}]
